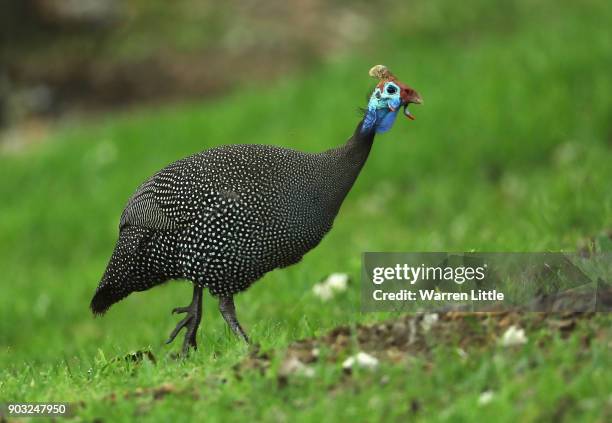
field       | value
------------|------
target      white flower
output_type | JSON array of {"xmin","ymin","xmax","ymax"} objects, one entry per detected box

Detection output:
[
  {"xmin": 325, "ymin": 273, "xmax": 349, "ymax": 292},
  {"xmin": 313, "ymin": 273, "xmax": 350, "ymax": 301},
  {"xmin": 478, "ymin": 390, "xmax": 495, "ymax": 405},
  {"xmin": 499, "ymin": 325, "xmax": 528, "ymax": 347},
  {"xmin": 420, "ymin": 313, "xmax": 439, "ymax": 332},
  {"xmin": 312, "ymin": 283, "xmax": 334, "ymax": 301},
  {"xmin": 342, "ymin": 352, "xmax": 379, "ymax": 370}
]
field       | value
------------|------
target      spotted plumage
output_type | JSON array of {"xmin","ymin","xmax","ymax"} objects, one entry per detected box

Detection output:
[{"xmin": 90, "ymin": 65, "xmax": 422, "ymax": 354}]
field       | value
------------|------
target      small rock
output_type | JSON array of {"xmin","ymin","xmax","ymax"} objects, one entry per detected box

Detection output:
[
  {"xmin": 478, "ymin": 390, "xmax": 495, "ymax": 405},
  {"xmin": 342, "ymin": 352, "xmax": 379, "ymax": 370},
  {"xmin": 420, "ymin": 313, "xmax": 439, "ymax": 332},
  {"xmin": 499, "ymin": 325, "xmax": 528, "ymax": 347}
]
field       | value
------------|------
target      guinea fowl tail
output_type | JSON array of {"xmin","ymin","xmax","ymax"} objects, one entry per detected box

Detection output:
[
  {"xmin": 90, "ymin": 226, "xmax": 153, "ymax": 315},
  {"xmin": 90, "ymin": 283, "xmax": 121, "ymax": 315}
]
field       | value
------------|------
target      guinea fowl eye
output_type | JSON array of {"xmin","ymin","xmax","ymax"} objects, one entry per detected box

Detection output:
[{"xmin": 386, "ymin": 84, "xmax": 397, "ymax": 94}]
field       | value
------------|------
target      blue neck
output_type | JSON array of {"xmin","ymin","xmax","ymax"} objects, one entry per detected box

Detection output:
[{"xmin": 361, "ymin": 107, "xmax": 399, "ymax": 134}]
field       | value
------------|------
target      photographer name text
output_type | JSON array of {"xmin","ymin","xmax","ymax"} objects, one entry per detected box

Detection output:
[
  {"xmin": 372, "ymin": 289, "xmax": 504, "ymax": 301},
  {"xmin": 370, "ymin": 264, "xmax": 504, "ymax": 302}
]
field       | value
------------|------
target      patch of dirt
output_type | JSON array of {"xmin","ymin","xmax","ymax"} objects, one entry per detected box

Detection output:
[
  {"xmin": 236, "ymin": 311, "xmax": 600, "ymax": 383},
  {"xmin": 101, "ymin": 311, "xmax": 605, "ymax": 420},
  {"xmin": 102, "ymin": 382, "xmax": 178, "ymax": 404}
]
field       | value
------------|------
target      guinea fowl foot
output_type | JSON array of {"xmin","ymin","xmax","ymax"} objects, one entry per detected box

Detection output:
[
  {"xmin": 166, "ymin": 285, "xmax": 203, "ymax": 355},
  {"xmin": 219, "ymin": 295, "xmax": 250, "ymax": 343}
]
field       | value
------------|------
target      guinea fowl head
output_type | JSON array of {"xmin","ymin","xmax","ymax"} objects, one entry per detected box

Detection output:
[{"xmin": 362, "ymin": 64, "xmax": 422, "ymax": 134}]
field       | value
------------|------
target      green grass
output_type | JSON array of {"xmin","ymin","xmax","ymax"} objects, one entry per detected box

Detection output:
[{"xmin": 1, "ymin": 0, "xmax": 612, "ymax": 421}]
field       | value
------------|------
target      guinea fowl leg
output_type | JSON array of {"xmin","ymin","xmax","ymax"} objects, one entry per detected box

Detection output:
[
  {"xmin": 166, "ymin": 285, "xmax": 203, "ymax": 355},
  {"xmin": 219, "ymin": 296, "xmax": 250, "ymax": 343}
]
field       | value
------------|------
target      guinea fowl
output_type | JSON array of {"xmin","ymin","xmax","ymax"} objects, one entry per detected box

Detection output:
[{"xmin": 91, "ymin": 65, "xmax": 422, "ymax": 354}]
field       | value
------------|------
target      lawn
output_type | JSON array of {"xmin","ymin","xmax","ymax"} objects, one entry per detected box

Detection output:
[{"xmin": 1, "ymin": 0, "xmax": 611, "ymax": 421}]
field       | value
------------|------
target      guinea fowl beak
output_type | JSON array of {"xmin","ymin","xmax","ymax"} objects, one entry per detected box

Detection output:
[{"xmin": 403, "ymin": 94, "xmax": 423, "ymax": 120}]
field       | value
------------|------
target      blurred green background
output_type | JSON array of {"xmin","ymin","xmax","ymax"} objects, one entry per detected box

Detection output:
[{"xmin": 1, "ymin": 0, "xmax": 611, "ymax": 421}]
